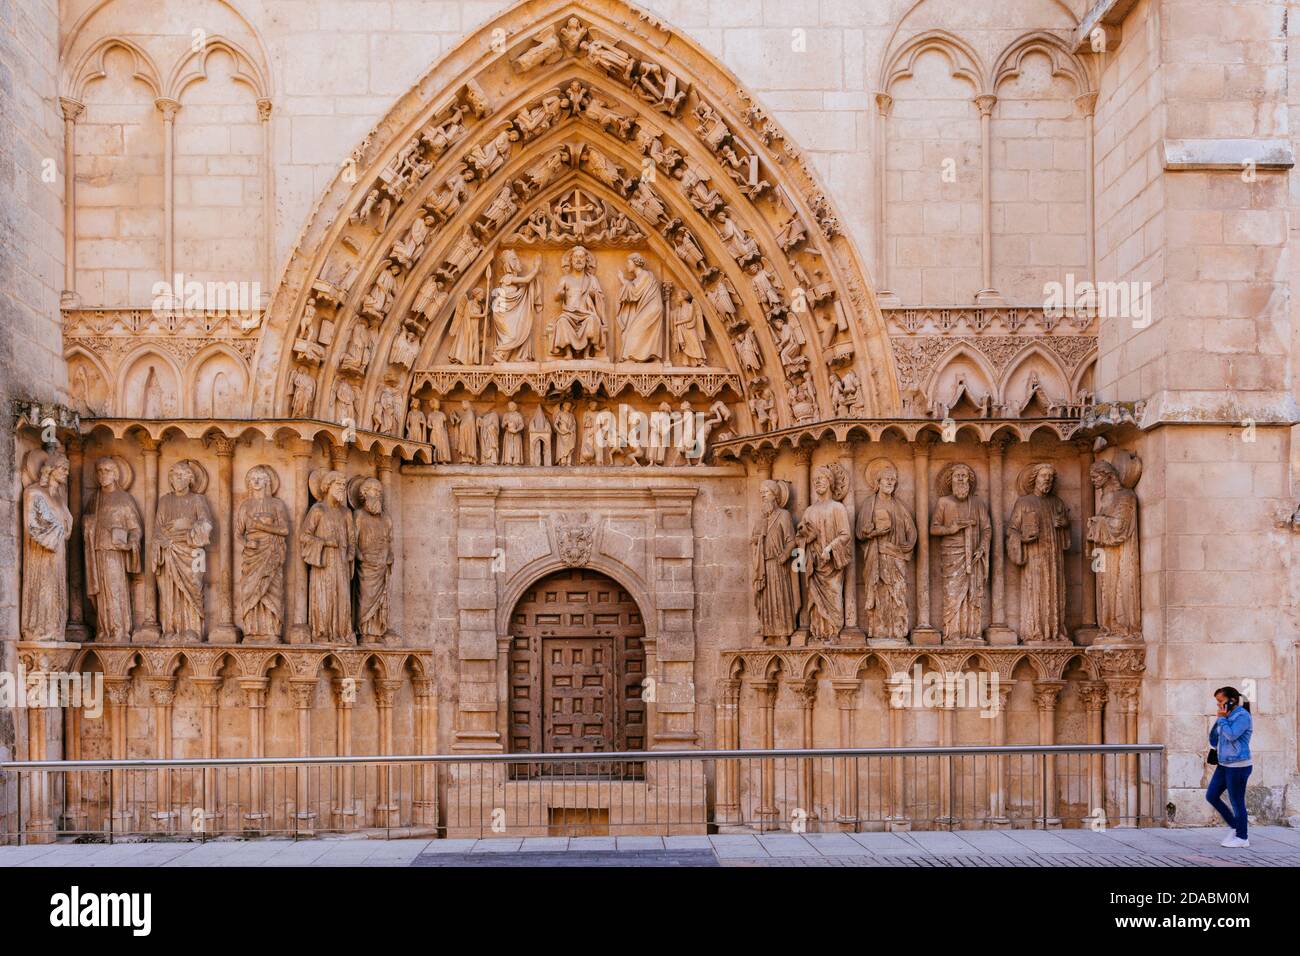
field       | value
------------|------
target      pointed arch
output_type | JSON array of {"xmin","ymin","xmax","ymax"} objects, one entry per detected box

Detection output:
[
  {"xmin": 254, "ymin": 0, "xmax": 899, "ymax": 434},
  {"xmin": 992, "ymin": 30, "xmax": 1093, "ymax": 98},
  {"xmin": 880, "ymin": 29, "xmax": 987, "ymax": 96},
  {"xmin": 166, "ymin": 34, "xmax": 269, "ymax": 102},
  {"xmin": 66, "ymin": 36, "xmax": 163, "ymax": 102}
]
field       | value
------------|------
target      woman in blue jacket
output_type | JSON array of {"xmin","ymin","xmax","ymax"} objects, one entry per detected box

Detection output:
[{"xmin": 1206, "ymin": 686, "xmax": 1253, "ymax": 847}]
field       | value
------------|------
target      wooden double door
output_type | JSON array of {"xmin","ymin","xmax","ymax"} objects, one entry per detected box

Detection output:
[{"xmin": 508, "ymin": 569, "xmax": 647, "ymax": 766}]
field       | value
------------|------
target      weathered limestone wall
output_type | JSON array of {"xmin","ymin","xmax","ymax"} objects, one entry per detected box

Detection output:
[
  {"xmin": 1093, "ymin": 0, "xmax": 1299, "ymax": 823},
  {"xmin": 61, "ymin": 0, "xmax": 1104, "ymax": 311},
  {"xmin": 1, "ymin": 0, "xmax": 67, "ymax": 837}
]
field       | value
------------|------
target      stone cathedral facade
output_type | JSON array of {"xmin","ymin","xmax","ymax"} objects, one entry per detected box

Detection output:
[{"xmin": 2, "ymin": 0, "xmax": 1298, "ymax": 835}]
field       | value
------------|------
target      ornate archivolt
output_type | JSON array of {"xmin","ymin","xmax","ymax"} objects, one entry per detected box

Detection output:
[{"xmin": 255, "ymin": 0, "xmax": 899, "ymax": 443}]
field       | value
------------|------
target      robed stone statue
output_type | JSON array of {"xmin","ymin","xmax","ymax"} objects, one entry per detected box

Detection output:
[
  {"xmin": 236, "ymin": 464, "xmax": 289, "ymax": 642},
  {"xmin": 1087, "ymin": 458, "xmax": 1142, "ymax": 641},
  {"xmin": 856, "ymin": 461, "xmax": 916, "ymax": 643},
  {"xmin": 930, "ymin": 463, "xmax": 991, "ymax": 643},
  {"xmin": 300, "ymin": 470, "xmax": 356, "ymax": 644},
  {"xmin": 795, "ymin": 464, "xmax": 853, "ymax": 644},
  {"xmin": 1007, "ymin": 462, "xmax": 1071, "ymax": 643},
  {"xmin": 153, "ymin": 460, "xmax": 214, "ymax": 642},
  {"xmin": 21, "ymin": 448, "xmax": 73, "ymax": 642},
  {"xmin": 84, "ymin": 456, "xmax": 143, "ymax": 644},
  {"xmin": 352, "ymin": 477, "xmax": 393, "ymax": 643},
  {"xmin": 752, "ymin": 478, "xmax": 797, "ymax": 644}
]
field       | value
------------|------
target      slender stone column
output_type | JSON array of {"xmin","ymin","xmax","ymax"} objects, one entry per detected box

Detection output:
[
  {"xmin": 241, "ymin": 678, "xmax": 270, "ymax": 829},
  {"xmin": 412, "ymin": 678, "xmax": 438, "ymax": 827},
  {"xmin": 287, "ymin": 439, "xmax": 314, "ymax": 644},
  {"xmin": 147, "ymin": 679, "xmax": 177, "ymax": 827},
  {"xmin": 974, "ymin": 93, "xmax": 1001, "ymax": 303},
  {"xmin": 206, "ymin": 434, "xmax": 239, "ymax": 643},
  {"xmin": 375, "ymin": 679, "xmax": 403, "ymax": 826},
  {"xmin": 838, "ymin": 441, "xmax": 864, "ymax": 642},
  {"xmin": 883, "ymin": 676, "xmax": 910, "ymax": 830},
  {"xmin": 134, "ymin": 437, "xmax": 162, "ymax": 642},
  {"xmin": 256, "ymin": 98, "xmax": 274, "ymax": 302},
  {"xmin": 332, "ymin": 678, "xmax": 356, "ymax": 827},
  {"xmin": 832, "ymin": 678, "xmax": 861, "ymax": 830},
  {"xmin": 1076, "ymin": 91, "xmax": 1099, "ymax": 285},
  {"xmin": 988, "ymin": 681, "xmax": 1015, "ymax": 827},
  {"xmin": 748, "ymin": 679, "xmax": 777, "ymax": 828},
  {"xmin": 786, "ymin": 678, "xmax": 818, "ymax": 827},
  {"xmin": 986, "ymin": 435, "xmax": 1016, "ymax": 644},
  {"xmin": 376, "ymin": 454, "xmax": 402, "ymax": 640},
  {"xmin": 59, "ymin": 97, "xmax": 84, "ymax": 306},
  {"xmin": 1076, "ymin": 440, "xmax": 1099, "ymax": 641},
  {"xmin": 105, "ymin": 678, "xmax": 133, "ymax": 830},
  {"xmin": 642, "ymin": 637, "xmax": 659, "ymax": 748},
  {"xmin": 715, "ymin": 678, "xmax": 741, "ymax": 823},
  {"xmin": 330, "ymin": 442, "xmax": 349, "ymax": 473},
  {"xmin": 936, "ymin": 696, "xmax": 956, "ymax": 826},
  {"xmin": 288, "ymin": 680, "xmax": 317, "ymax": 833},
  {"xmin": 792, "ymin": 445, "xmax": 813, "ymax": 515},
  {"xmin": 792, "ymin": 446, "xmax": 813, "ymax": 640},
  {"xmin": 1033, "ymin": 681, "xmax": 1065, "ymax": 827},
  {"xmin": 874, "ymin": 92, "xmax": 895, "ymax": 300},
  {"xmin": 65, "ymin": 436, "xmax": 88, "ymax": 641},
  {"xmin": 62, "ymin": 703, "xmax": 85, "ymax": 830},
  {"xmin": 911, "ymin": 435, "xmax": 938, "ymax": 642},
  {"xmin": 1079, "ymin": 681, "xmax": 1109, "ymax": 823},
  {"xmin": 1106, "ymin": 679, "xmax": 1141, "ymax": 826},
  {"xmin": 192, "ymin": 677, "xmax": 222, "ymax": 827},
  {"xmin": 24, "ymin": 676, "xmax": 53, "ymax": 841},
  {"xmin": 155, "ymin": 98, "xmax": 180, "ymax": 289}
]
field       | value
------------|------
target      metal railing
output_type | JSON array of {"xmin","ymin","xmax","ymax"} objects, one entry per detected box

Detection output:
[{"xmin": 0, "ymin": 744, "xmax": 1165, "ymax": 844}]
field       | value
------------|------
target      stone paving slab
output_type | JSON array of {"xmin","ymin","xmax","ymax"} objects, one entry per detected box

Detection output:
[{"xmin": 3, "ymin": 827, "xmax": 1298, "ymax": 867}]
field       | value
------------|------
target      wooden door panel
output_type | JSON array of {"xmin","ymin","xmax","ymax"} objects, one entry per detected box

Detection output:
[{"xmin": 507, "ymin": 569, "xmax": 647, "ymax": 770}]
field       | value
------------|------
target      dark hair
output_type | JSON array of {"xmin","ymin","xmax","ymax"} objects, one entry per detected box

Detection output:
[{"xmin": 1215, "ymin": 686, "xmax": 1247, "ymax": 711}]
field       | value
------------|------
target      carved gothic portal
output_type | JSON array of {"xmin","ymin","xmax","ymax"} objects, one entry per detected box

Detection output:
[{"xmin": 507, "ymin": 568, "xmax": 647, "ymax": 774}]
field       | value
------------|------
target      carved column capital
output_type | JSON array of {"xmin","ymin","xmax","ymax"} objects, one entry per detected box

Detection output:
[
  {"xmin": 374, "ymin": 452, "xmax": 395, "ymax": 476},
  {"xmin": 752, "ymin": 447, "xmax": 777, "ymax": 476},
  {"xmin": 874, "ymin": 91, "xmax": 894, "ymax": 116},
  {"xmin": 146, "ymin": 678, "xmax": 177, "ymax": 707},
  {"xmin": 375, "ymin": 678, "xmax": 404, "ymax": 707},
  {"xmin": 136, "ymin": 433, "xmax": 162, "ymax": 454},
  {"xmin": 239, "ymin": 678, "xmax": 270, "ymax": 708},
  {"xmin": 1105, "ymin": 678, "xmax": 1141, "ymax": 714},
  {"xmin": 191, "ymin": 677, "xmax": 223, "ymax": 706},
  {"xmin": 154, "ymin": 97, "xmax": 181, "ymax": 121},
  {"xmin": 412, "ymin": 677, "xmax": 436, "ymax": 699},
  {"xmin": 105, "ymin": 678, "xmax": 133, "ymax": 707},
  {"xmin": 1078, "ymin": 680, "xmax": 1109, "ymax": 712},
  {"xmin": 205, "ymin": 433, "xmax": 238, "ymax": 457},
  {"xmin": 831, "ymin": 679, "xmax": 862, "ymax": 709},
  {"xmin": 59, "ymin": 97, "xmax": 85, "ymax": 123},
  {"xmin": 333, "ymin": 677, "xmax": 359, "ymax": 708},
  {"xmin": 1031, "ymin": 680, "xmax": 1066, "ymax": 712},
  {"xmin": 746, "ymin": 678, "xmax": 776, "ymax": 705},
  {"xmin": 988, "ymin": 432, "xmax": 1016, "ymax": 456},
  {"xmin": 1074, "ymin": 90, "xmax": 1099, "ymax": 117},
  {"xmin": 793, "ymin": 445, "xmax": 813, "ymax": 466},
  {"xmin": 256, "ymin": 97, "xmax": 272, "ymax": 122},
  {"xmin": 973, "ymin": 93, "xmax": 997, "ymax": 117},
  {"xmin": 717, "ymin": 678, "xmax": 742, "ymax": 704},
  {"xmin": 784, "ymin": 678, "xmax": 817, "ymax": 710},
  {"xmin": 288, "ymin": 679, "xmax": 317, "ymax": 710}
]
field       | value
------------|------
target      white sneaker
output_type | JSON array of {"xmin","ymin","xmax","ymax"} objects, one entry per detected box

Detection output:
[{"xmin": 1220, "ymin": 835, "xmax": 1250, "ymax": 848}]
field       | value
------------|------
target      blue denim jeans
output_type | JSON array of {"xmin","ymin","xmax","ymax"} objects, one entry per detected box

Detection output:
[{"xmin": 1206, "ymin": 764, "xmax": 1252, "ymax": 839}]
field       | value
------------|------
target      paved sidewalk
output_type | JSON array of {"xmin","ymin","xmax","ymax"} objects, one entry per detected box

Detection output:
[{"xmin": 2, "ymin": 825, "xmax": 1298, "ymax": 867}]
